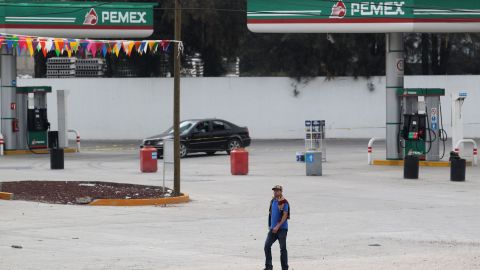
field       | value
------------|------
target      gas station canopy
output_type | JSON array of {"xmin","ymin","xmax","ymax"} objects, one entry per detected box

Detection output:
[
  {"xmin": 248, "ymin": 0, "xmax": 480, "ymax": 33},
  {"xmin": 0, "ymin": 1, "xmax": 156, "ymax": 38}
]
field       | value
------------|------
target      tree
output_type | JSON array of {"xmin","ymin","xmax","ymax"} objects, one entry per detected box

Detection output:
[{"xmin": 58, "ymin": 1, "xmax": 480, "ymax": 77}]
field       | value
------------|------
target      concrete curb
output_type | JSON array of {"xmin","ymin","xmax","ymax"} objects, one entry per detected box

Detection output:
[
  {"xmin": 0, "ymin": 191, "xmax": 189, "ymax": 206},
  {"xmin": 89, "ymin": 194, "xmax": 190, "ymax": 206},
  {"xmin": 372, "ymin": 160, "xmax": 473, "ymax": 167},
  {"xmin": 0, "ymin": 192, "xmax": 14, "ymax": 200}
]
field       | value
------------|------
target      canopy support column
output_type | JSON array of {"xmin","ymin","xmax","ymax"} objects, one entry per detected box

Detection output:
[{"xmin": 385, "ymin": 33, "xmax": 404, "ymax": 160}]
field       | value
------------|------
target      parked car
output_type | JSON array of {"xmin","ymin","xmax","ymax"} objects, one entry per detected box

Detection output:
[{"xmin": 141, "ymin": 119, "xmax": 251, "ymax": 158}]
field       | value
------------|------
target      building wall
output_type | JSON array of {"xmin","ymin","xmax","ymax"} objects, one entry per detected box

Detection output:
[{"xmin": 17, "ymin": 76, "xmax": 480, "ymax": 140}]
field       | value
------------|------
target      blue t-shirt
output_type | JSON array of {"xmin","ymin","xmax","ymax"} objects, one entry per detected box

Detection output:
[{"xmin": 270, "ymin": 199, "xmax": 289, "ymax": 230}]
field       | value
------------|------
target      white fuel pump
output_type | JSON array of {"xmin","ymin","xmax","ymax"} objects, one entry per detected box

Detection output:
[{"xmin": 451, "ymin": 91, "xmax": 467, "ymax": 152}]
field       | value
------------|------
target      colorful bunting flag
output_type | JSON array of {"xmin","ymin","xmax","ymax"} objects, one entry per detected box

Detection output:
[{"xmin": 0, "ymin": 33, "xmax": 181, "ymax": 58}]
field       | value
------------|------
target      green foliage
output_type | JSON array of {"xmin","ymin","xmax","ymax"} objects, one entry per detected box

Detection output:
[{"xmin": 405, "ymin": 33, "xmax": 480, "ymax": 75}]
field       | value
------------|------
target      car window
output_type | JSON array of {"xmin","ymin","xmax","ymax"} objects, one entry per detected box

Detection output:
[
  {"xmin": 212, "ymin": 120, "xmax": 230, "ymax": 131},
  {"xmin": 167, "ymin": 121, "xmax": 194, "ymax": 134},
  {"xmin": 194, "ymin": 121, "xmax": 210, "ymax": 133}
]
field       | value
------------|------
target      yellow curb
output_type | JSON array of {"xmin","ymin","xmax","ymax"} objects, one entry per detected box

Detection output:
[
  {"xmin": 372, "ymin": 160, "xmax": 473, "ymax": 167},
  {"xmin": 4, "ymin": 148, "xmax": 77, "ymax": 155},
  {"xmin": 0, "ymin": 192, "xmax": 14, "ymax": 200},
  {"xmin": 89, "ymin": 194, "xmax": 190, "ymax": 206}
]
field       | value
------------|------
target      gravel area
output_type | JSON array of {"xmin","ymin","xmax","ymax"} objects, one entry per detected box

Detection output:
[{"xmin": 0, "ymin": 181, "xmax": 172, "ymax": 205}]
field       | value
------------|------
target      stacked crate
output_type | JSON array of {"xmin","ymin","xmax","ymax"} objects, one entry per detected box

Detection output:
[
  {"xmin": 46, "ymin": 58, "xmax": 106, "ymax": 78},
  {"xmin": 75, "ymin": 58, "xmax": 106, "ymax": 77},
  {"xmin": 46, "ymin": 57, "xmax": 76, "ymax": 78}
]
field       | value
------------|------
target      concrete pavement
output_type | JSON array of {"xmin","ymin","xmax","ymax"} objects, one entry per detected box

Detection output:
[{"xmin": 1, "ymin": 139, "xmax": 480, "ymax": 270}]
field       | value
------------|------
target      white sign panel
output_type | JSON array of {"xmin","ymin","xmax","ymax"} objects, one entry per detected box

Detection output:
[{"xmin": 163, "ymin": 139, "xmax": 174, "ymax": 164}]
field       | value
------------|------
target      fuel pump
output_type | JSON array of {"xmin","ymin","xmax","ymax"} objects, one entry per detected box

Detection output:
[
  {"xmin": 397, "ymin": 88, "xmax": 446, "ymax": 161},
  {"xmin": 16, "ymin": 86, "xmax": 52, "ymax": 150},
  {"xmin": 27, "ymin": 108, "xmax": 49, "ymax": 148},
  {"xmin": 401, "ymin": 113, "xmax": 428, "ymax": 156}
]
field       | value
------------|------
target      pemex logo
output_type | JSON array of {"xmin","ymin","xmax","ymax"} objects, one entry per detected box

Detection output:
[
  {"xmin": 83, "ymin": 8, "xmax": 98, "ymax": 25},
  {"xmin": 330, "ymin": 0, "xmax": 347, "ymax": 18}
]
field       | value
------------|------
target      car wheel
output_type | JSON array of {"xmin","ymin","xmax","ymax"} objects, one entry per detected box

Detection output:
[
  {"xmin": 226, "ymin": 139, "xmax": 242, "ymax": 154},
  {"xmin": 206, "ymin": 151, "xmax": 216, "ymax": 156},
  {"xmin": 180, "ymin": 143, "xmax": 188, "ymax": 158}
]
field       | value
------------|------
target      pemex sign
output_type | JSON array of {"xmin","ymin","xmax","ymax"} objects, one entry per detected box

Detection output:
[
  {"xmin": 0, "ymin": 1, "xmax": 156, "ymax": 38},
  {"xmin": 248, "ymin": 0, "xmax": 480, "ymax": 33}
]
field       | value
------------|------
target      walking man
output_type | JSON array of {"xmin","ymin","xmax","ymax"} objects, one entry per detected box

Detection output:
[{"xmin": 264, "ymin": 185, "xmax": 289, "ymax": 270}]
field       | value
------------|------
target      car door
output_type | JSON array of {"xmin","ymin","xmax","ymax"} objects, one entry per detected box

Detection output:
[
  {"xmin": 210, "ymin": 120, "xmax": 231, "ymax": 150},
  {"xmin": 188, "ymin": 121, "xmax": 213, "ymax": 151}
]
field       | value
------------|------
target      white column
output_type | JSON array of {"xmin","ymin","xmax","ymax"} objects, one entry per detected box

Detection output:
[
  {"xmin": 0, "ymin": 47, "xmax": 17, "ymax": 150},
  {"xmin": 57, "ymin": 90, "xmax": 69, "ymax": 148},
  {"xmin": 385, "ymin": 33, "xmax": 404, "ymax": 160}
]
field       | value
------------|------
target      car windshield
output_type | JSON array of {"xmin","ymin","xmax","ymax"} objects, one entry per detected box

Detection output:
[{"xmin": 166, "ymin": 121, "xmax": 195, "ymax": 134}]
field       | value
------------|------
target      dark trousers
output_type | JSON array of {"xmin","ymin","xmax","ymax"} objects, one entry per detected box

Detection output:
[{"xmin": 264, "ymin": 229, "xmax": 288, "ymax": 270}]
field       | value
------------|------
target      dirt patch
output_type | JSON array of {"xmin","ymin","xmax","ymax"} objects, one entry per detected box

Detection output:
[{"xmin": 0, "ymin": 181, "xmax": 172, "ymax": 205}]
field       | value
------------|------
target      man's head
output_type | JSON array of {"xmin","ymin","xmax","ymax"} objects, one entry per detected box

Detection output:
[{"xmin": 272, "ymin": 185, "xmax": 283, "ymax": 198}]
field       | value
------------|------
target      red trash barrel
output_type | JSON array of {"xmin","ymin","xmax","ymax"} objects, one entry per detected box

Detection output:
[
  {"xmin": 231, "ymin": 148, "xmax": 248, "ymax": 175},
  {"xmin": 140, "ymin": 146, "xmax": 158, "ymax": 173}
]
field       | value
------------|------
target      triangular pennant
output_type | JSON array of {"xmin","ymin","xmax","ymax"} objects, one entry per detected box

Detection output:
[
  {"xmin": 54, "ymin": 39, "xmax": 61, "ymax": 56},
  {"xmin": 45, "ymin": 39, "xmax": 54, "ymax": 52},
  {"xmin": 19, "ymin": 38, "xmax": 27, "ymax": 50},
  {"xmin": 32, "ymin": 39, "xmax": 39, "ymax": 51},
  {"xmin": 90, "ymin": 42, "xmax": 99, "ymax": 57},
  {"xmin": 86, "ymin": 41, "xmax": 92, "ymax": 54},
  {"xmin": 153, "ymin": 42, "xmax": 159, "ymax": 53},
  {"xmin": 138, "ymin": 41, "xmax": 146, "ymax": 54},
  {"xmin": 114, "ymin": 41, "xmax": 121, "ymax": 57},
  {"xmin": 58, "ymin": 39, "xmax": 65, "ymax": 53},
  {"xmin": 6, "ymin": 39, "xmax": 14, "ymax": 51},
  {"xmin": 54, "ymin": 38, "xmax": 60, "ymax": 55},
  {"xmin": 18, "ymin": 38, "xmax": 27, "ymax": 54},
  {"xmin": 148, "ymin": 41, "xmax": 155, "ymax": 52},
  {"xmin": 134, "ymin": 41, "xmax": 142, "ymax": 52},
  {"xmin": 80, "ymin": 40, "xmax": 89, "ymax": 51},
  {"xmin": 26, "ymin": 37, "xmax": 34, "ymax": 56},
  {"xmin": 127, "ymin": 42, "xmax": 135, "ymax": 56},
  {"xmin": 160, "ymin": 40, "xmax": 171, "ymax": 52},
  {"xmin": 107, "ymin": 42, "xmax": 114, "ymax": 54},
  {"xmin": 122, "ymin": 41, "xmax": 131, "ymax": 55},
  {"xmin": 70, "ymin": 40, "xmax": 79, "ymax": 52},
  {"xmin": 38, "ymin": 39, "xmax": 46, "ymax": 52},
  {"xmin": 101, "ymin": 43, "xmax": 108, "ymax": 57}
]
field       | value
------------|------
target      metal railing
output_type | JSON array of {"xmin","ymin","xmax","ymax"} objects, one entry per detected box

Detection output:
[
  {"xmin": 67, "ymin": 129, "xmax": 81, "ymax": 152},
  {"xmin": 454, "ymin": 139, "xmax": 478, "ymax": 166},
  {"xmin": 0, "ymin": 133, "xmax": 4, "ymax": 156}
]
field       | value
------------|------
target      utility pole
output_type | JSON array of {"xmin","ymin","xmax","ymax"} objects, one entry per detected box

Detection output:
[{"xmin": 173, "ymin": 0, "xmax": 182, "ymax": 196}]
